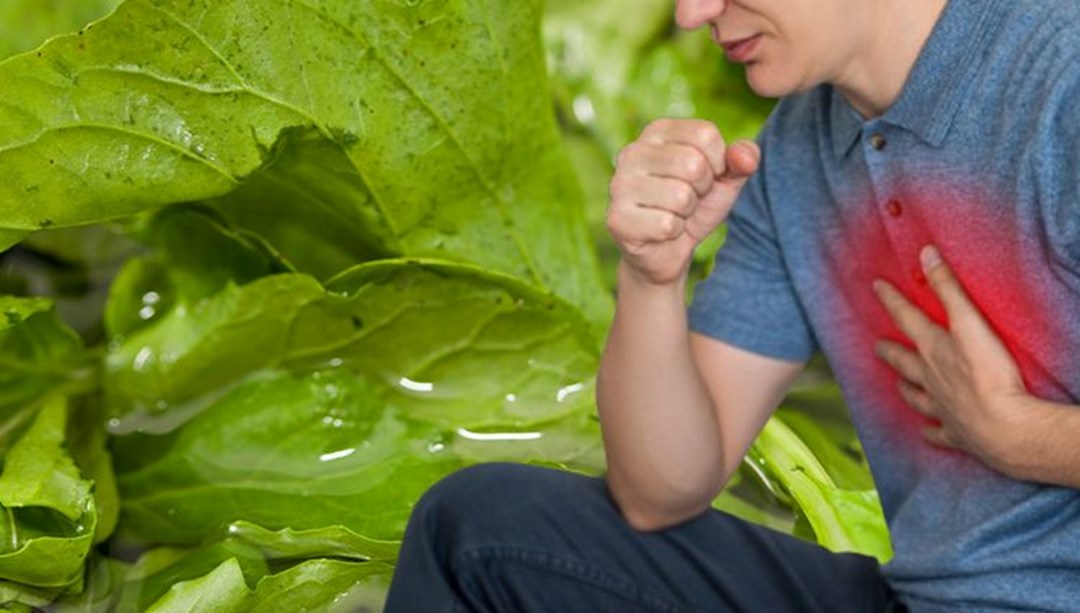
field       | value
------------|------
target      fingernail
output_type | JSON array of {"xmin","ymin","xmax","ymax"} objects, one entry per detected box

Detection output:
[{"xmin": 920, "ymin": 245, "xmax": 941, "ymax": 272}]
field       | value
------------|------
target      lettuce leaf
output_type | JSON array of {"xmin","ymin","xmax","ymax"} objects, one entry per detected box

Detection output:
[
  {"xmin": 0, "ymin": 0, "xmax": 612, "ymax": 329},
  {"xmin": 0, "ymin": 395, "xmax": 97, "ymax": 588},
  {"xmin": 113, "ymin": 260, "xmax": 603, "ymax": 546}
]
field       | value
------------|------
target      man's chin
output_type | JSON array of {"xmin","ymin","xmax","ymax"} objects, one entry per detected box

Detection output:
[{"xmin": 745, "ymin": 66, "xmax": 809, "ymax": 99}]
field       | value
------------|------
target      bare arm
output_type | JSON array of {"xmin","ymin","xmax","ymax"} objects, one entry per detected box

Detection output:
[
  {"xmin": 598, "ymin": 269, "xmax": 804, "ymax": 531},
  {"xmin": 598, "ymin": 119, "xmax": 804, "ymax": 531}
]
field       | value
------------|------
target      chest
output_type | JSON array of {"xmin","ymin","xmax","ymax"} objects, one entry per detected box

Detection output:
[{"xmin": 773, "ymin": 147, "xmax": 1079, "ymax": 413}]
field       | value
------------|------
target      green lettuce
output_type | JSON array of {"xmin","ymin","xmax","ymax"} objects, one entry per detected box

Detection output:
[
  {"xmin": 0, "ymin": 0, "xmax": 612, "ymax": 330},
  {"xmin": 0, "ymin": 395, "xmax": 97, "ymax": 588}
]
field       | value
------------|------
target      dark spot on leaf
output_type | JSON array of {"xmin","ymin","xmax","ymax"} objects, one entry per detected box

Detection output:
[
  {"xmin": 78, "ymin": 43, "xmax": 85, "ymax": 51},
  {"xmin": 329, "ymin": 127, "xmax": 360, "ymax": 147},
  {"xmin": 49, "ymin": 159, "xmax": 55, "ymax": 165},
  {"xmin": 36, "ymin": 51, "xmax": 43, "ymax": 58},
  {"xmin": 350, "ymin": 315, "xmax": 364, "ymax": 329},
  {"xmin": 5, "ymin": 311, "xmax": 21, "ymax": 326},
  {"xmin": 39, "ymin": 219, "xmax": 53, "ymax": 228}
]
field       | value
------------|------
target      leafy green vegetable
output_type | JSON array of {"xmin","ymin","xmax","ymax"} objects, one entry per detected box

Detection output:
[
  {"xmin": 0, "ymin": 395, "xmax": 97, "ymax": 588},
  {"xmin": 136, "ymin": 556, "xmax": 391, "ymax": 613},
  {"xmin": 113, "ymin": 260, "xmax": 602, "ymax": 546},
  {"xmin": 747, "ymin": 414, "xmax": 892, "ymax": 563},
  {"xmin": 0, "ymin": 296, "xmax": 91, "ymax": 417},
  {"xmin": 113, "ymin": 540, "xmax": 266, "ymax": 613},
  {"xmin": 221, "ymin": 521, "xmax": 399, "ymax": 563},
  {"xmin": 0, "ymin": 0, "xmax": 118, "ymax": 60},
  {"xmin": 0, "ymin": 0, "xmax": 612, "ymax": 330},
  {"xmin": 115, "ymin": 368, "xmax": 460, "ymax": 545},
  {"xmin": 143, "ymin": 558, "xmax": 249, "ymax": 613},
  {"xmin": 247, "ymin": 559, "xmax": 391, "ymax": 613}
]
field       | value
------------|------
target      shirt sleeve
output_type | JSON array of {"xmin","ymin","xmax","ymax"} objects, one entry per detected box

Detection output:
[{"xmin": 687, "ymin": 142, "xmax": 819, "ymax": 362}]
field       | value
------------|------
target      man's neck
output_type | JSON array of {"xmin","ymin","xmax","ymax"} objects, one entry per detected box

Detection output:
[{"xmin": 836, "ymin": 0, "xmax": 950, "ymax": 119}]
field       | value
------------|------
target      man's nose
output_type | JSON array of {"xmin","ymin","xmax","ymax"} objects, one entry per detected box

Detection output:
[{"xmin": 674, "ymin": 0, "xmax": 727, "ymax": 30}]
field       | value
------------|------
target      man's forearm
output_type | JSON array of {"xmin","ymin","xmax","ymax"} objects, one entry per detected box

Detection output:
[{"xmin": 596, "ymin": 264, "xmax": 726, "ymax": 530}]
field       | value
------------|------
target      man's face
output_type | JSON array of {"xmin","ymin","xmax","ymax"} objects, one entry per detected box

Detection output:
[{"xmin": 675, "ymin": 0, "xmax": 870, "ymax": 98}]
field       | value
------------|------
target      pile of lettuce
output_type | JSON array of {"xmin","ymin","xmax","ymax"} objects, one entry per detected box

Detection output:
[{"xmin": 0, "ymin": 0, "xmax": 890, "ymax": 610}]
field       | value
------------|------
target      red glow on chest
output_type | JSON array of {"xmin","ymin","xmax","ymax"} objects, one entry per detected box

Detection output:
[{"xmin": 823, "ymin": 182, "xmax": 1062, "ymax": 438}]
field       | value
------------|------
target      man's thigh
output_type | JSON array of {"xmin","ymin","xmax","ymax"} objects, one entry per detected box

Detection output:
[{"xmin": 387, "ymin": 463, "xmax": 903, "ymax": 613}]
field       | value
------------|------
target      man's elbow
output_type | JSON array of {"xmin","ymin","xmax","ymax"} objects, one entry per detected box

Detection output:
[
  {"xmin": 605, "ymin": 476, "xmax": 714, "ymax": 532},
  {"xmin": 618, "ymin": 503, "xmax": 699, "ymax": 532}
]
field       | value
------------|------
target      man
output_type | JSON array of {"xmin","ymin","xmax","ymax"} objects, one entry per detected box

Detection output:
[{"xmin": 386, "ymin": 0, "xmax": 1080, "ymax": 610}]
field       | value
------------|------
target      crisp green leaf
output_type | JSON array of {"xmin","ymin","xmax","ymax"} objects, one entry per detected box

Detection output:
[
  {"xmin": 0, "ymin": 296, "xmax": 90, "ymax": 416},
  {"xmin": 116, "ymin": 363, "xmax": 604, "ymax": 547},
  {"xmin": 0, "ymin": 396, "xmax": 89, "ymax": 522},
  {"xmin": 66, "ymin": 398, "xmax": 120, "ymax": 544},
  {"xmin": 116, "ymin": 369, "xmax": 462, "ymax": 545},
  {"xmin": 106, "ymin": 260, "xmax": 600, "ymax": 432},
  {"xmin": 318, "ymin": 260, "xmax": 600, "ymax": 428},
  {"xmin": 132, "ymin": 555, "xmax": 391, "ymax": 613},
  {"xmin": 104, "ymin": 274, "xmax": 328, "ymax": 422},
  {"xmin": 0, "ymin": 580, "xmax": 60, "ymax": 610},
  {"xmin": 0, "ymin": 396, "xmax": 97, "ymax": 588},
  {"xmin": 114, "ymin": 540, "xmax": 265, "ymax": 613},
  {"xmin": 0, "ymin": 0, "xmax": 119, "ymax": 61},
  {"xmin": 748, "ymin": 416, "xmax": 892, "ymax": 563},
  {"xmin": 249, "ymin": 559, "xmax": 392, "ymax": 613},
  {"xmin": 222, "ymin": 521, "xmax": 399, "ymax": 563},
  {"xmin": 143, "ymin": 558, "xmax": 249, "ymax": 613},
  {"xmin": 775, "ymin": 408, "xmax": 874, "ymax": 491},
  {"xmin": 0, "ymin": 0, "xmax": 612, "ymax": 327}
]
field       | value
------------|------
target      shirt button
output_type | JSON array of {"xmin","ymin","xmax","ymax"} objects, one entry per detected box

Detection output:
[
  {"xmin": 886, "ymin": 199, "xmax": 903, "ymax": 217},
  {"xmin": 869, "ymin": 133, "xmax": 887, "ymax": 150}
]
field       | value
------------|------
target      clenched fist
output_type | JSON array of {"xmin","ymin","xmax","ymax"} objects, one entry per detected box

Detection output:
[{"xmin": 606, "ymin": 119, "xmax": 760, "ymax": 286}]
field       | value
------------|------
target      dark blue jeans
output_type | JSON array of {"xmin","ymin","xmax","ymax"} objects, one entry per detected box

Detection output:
[{"xmin": 385, "ymin": 463, "xmax": 905, "ymax": 612}]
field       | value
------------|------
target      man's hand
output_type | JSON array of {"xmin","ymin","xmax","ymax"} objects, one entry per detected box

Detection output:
[
  {"xmin": 607, "ymin": 119, "xmax": 759, "ymax": 287},
  {"xmin": 871, "ymin": 245, "xmax": 1039, "ymax": 475}
]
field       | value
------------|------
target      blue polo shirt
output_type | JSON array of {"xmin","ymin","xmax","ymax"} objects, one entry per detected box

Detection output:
[{"xmin": 688, "ymin": 0, "xmax": 1080, "ymax": 610}]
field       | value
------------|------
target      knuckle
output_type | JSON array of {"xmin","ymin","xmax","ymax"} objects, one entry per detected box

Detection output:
[
  {"xmin": 658, "ymin": 214, "xmax": 681, "ymax": 238},
  {"xmin": 657, "ymin": 214, "xmax": 676, "ymax": 237},
  {"xmin": 695, "ymin": 122, "xmax": 724, "ymax": 148},
  {"xmin": 674, "ymin": 183, "xmax": 696, "ymax": 212},
  {"xmin": 684, "ymin": 153, "xmax": 710, "ymax": 183}
]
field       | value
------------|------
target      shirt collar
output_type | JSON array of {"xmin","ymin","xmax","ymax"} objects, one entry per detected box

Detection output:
[{"xmin": 831, "ymin": 0, "xmax": 1009, "ymax": 158}]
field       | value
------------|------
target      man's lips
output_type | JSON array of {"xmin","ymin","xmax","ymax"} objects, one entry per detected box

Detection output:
[{"xmin": 720, "ymin": 34, "xmax": 761, "ymax": 62}]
